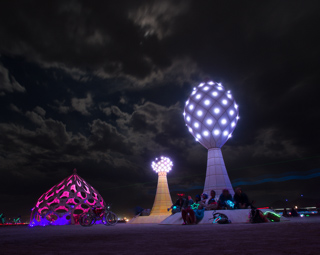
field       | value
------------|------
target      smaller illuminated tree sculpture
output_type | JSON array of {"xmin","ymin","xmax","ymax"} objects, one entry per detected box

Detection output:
[
  {"xmin": 150, "ymin": 156, "xmax": 173, "ymax": 216},
  {"xmin": 184, "ymin": 81, "xmax": 239, "ymax": 197}
]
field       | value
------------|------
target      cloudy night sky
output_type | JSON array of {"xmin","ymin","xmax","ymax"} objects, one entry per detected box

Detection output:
[{"xmin": 1, "ymin": 1, "xmax": 319, "ymax": 219}]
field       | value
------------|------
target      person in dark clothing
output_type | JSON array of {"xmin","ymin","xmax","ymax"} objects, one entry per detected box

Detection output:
[
  {"xmin": 233, "ymin": 187, "xmax": 250, "ymax": 209},
  {"xmin": 218, "ymin": 189, "xmax": 234, "ymax": 209},
  {"xmin": 168, "ymin": 194, "xmax": 186, "ymax": 214},
  {"xmin": 181, "ymin": 195, "xmax": 195, "ymax": 224},
  {"xmin": 290, "ymin": 207, "xmax": 299, "ymax": 217}
]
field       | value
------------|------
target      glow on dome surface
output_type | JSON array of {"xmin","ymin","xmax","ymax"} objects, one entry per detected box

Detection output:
[
  {"xmin": 151, "ymin": 156, "xmax": 173, "ymax": 173},
  {"xmin": 183, "ymin": 81, "xmax": 239, "ymax": 149},
  {"xmin": 29, "ymin": 169, "xmax": 105, "ymax": 227}
]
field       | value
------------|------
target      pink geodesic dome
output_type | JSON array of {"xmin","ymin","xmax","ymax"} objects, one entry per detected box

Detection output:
[{"xmin": 30, "ymin": 169, "xmax": 105, "ymax": 226}]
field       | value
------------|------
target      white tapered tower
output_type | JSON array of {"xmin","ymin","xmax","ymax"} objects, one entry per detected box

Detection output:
[
  {"xmin": 150, "ymin": 156, "xmax": 173, "ymax": 215},
  {"xmin": 183, "ymin": 81, "xmax": 239, "ymax": 196}
]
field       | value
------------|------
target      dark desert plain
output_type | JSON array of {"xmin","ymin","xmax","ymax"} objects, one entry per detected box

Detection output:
[{"xmin": 1, "ymin": 217, "xmax": 320, "ymax": 255}]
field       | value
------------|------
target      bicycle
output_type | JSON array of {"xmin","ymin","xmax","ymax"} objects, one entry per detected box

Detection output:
[
  {"xmin": 79, "ymin": 204, "xmax": 118, "ymax": 227},
  {"xmin": 104, "ymin": 204, "xmax": 118, "ymax": 226}
]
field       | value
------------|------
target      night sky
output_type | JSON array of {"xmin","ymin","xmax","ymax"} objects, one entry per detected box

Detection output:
[{"xmin": 1, "ymin": 1, "xmax": 320, "ymax": 220}]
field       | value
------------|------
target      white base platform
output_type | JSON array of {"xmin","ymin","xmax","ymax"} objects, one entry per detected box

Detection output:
[
  {"xmin": 128, "ymin": 214, "xmax": 170, "ymax": 224},
  {"xmin": 160, "ymin": 209, "xmax": 289, "ymax": 225}
]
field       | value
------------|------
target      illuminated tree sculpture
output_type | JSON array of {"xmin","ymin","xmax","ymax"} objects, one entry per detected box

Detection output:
[
  {"xmin": 150, "ymin": 156, "xmax": 173, "ymax": 215},
  {"xmin": 183, "ymin": 81, "xmax": 239, "ymax": 196},
  {"xmin": 29, "ymin": 169, "xmax": 106, "ymax": 226}
]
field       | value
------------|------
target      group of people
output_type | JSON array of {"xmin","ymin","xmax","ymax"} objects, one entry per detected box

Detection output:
[{"xmin": 168, "ymin": 187, "xmax": 252, "ymax": 224}]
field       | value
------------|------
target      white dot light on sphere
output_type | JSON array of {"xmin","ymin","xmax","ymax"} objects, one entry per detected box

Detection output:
[
  {"xmin": 203, "ymin": 131, "xmax": 209, "ymax": 136},
  {"xmin": 214, "ymin": 129, "xmax": 220, "ymax": 135},
  {"xmin": 204, "ymin": 100, "xmax": 210, "ymax": 105},
  {"xmin": 183, "ymin": 80, "xmax": 239, "ymax": 149}
]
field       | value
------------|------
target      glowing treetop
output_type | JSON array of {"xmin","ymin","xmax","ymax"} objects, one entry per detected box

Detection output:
[
  {"xmin": 151, "ymin": 156, "xmax": 173, "ymax": 173},
  {"xmin": 183, "ymin": 81, "xmax": 239, "ymax": 149}
]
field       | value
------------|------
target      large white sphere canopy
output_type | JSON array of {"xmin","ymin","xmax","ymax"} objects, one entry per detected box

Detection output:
[{"xmin": 183, "ymin": 81, "xmax": 239, "ymax": 149}]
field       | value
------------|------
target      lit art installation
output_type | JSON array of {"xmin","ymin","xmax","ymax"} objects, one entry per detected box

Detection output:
[
  {"xmin": 128, "ymin": 156, "xmax": 174, "ymax": 224},
  {"xmin": 184, "ymin": 81, "xmax": 239, "ymax": 196},
  {"xmin": 29, "ymin": 169, "xmax": 106, "ymax": 227},
  {"xmin": 150, "ymin": 156, "xmax": 173, "ymax": 215}
]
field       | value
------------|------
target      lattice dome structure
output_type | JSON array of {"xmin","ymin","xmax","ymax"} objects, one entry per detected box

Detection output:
[
  {"xmin": 183, "ymin": 81, "xmax": 239, "ymax": 148},
  {"xmin": 30, "ymin": 169, "xmax": 106, "ymax": 226},
  {"xmin": 184, "ymin": 81, "xmax": 240, "ymax": 197}
]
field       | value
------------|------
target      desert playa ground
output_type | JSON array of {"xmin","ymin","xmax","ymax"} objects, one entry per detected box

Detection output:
[{"xmin": 1, "ymin": 216, "xmax": 319, "ymax": 255}]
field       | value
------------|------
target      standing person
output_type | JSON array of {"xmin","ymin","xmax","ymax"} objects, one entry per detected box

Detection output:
[
  {"xmin": 181, "ymin": 195, "xmax": 195, "ymax": 225},
  {"xmin": 233, "ymin": 187, "xmax": 250, "ymax": 209},
  {"xmin": 206, "ymin": 190, "xmax": 218, "ymax": 210},
  {"xmin": 218, "ymin": 189, "xmax": 234, "ymax": 209},
  {"xmin": 290, "ymin": 207, "xmax": 299, "ymax": 217}
]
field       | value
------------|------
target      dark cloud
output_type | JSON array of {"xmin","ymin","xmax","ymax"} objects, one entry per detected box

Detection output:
[
  {"xmin": 0, "ymin": 0, "xmax": 320, "ymax": 219},
  {"xmin": 0, "ymin": 62, "xmax": 26, "ymax": 95}
]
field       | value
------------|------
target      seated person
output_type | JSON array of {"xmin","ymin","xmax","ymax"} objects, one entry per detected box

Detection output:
[
  {"xmin": 206, "ymin": 190, "xmax": 218, "ymax": 210},
  {"xmin": 233, "ymin": 187, "xmax": 250, "ymax": 209},
  {"xmin": 199, "ymin": 192, "xmax": 209, "ymax": 209},
  {"xmin": 193, "ymin": 195, "xmax": 205, "ymax": 223},
  {"xmin": 218, "ymin": 189, "xmax": 234, "ymax": 209},
  {"xmin": 168, "ymin": 193, "xmax": 186, "ymax": 214},
  {"xmin": 183, "ymin": 195, "xmax": 194, "ymax": 208}
]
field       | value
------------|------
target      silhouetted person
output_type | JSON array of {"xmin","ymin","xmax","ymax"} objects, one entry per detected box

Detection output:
[
  {"xmin": 218, "ymin": 189, "xmax": 233, "ymax": 209},
  {"xmin": 233, "ymin": 187, "xmax": 250, "ymax": 209},
  {"xmin": 181, "ymin": 195, "xmax": 195, "ymax": 224},
  {"xmin": 206, "ymin": 190, "xmax": 218, "ymax": 210},
  {"xmin": 290, "ymin": 207, "xmax": 299, "ymax": 217},
  {"xmin": 168, "ymin": 194, "xmax": 186, "ymax": 214}
]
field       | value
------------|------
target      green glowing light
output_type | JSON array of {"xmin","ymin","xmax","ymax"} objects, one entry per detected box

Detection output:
[
  {"xmin": 263, "ymin": 211, "xmax": 281, "ymax": 218},
  {"xmin": 191, "ymin": 203, "xmax": 199, "ymax": 210}
]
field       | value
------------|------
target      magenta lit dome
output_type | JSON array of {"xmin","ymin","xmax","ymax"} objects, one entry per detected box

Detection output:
[{"xmin": 30, "ymin": 169, "xmax": 105, "ymax": 226}]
